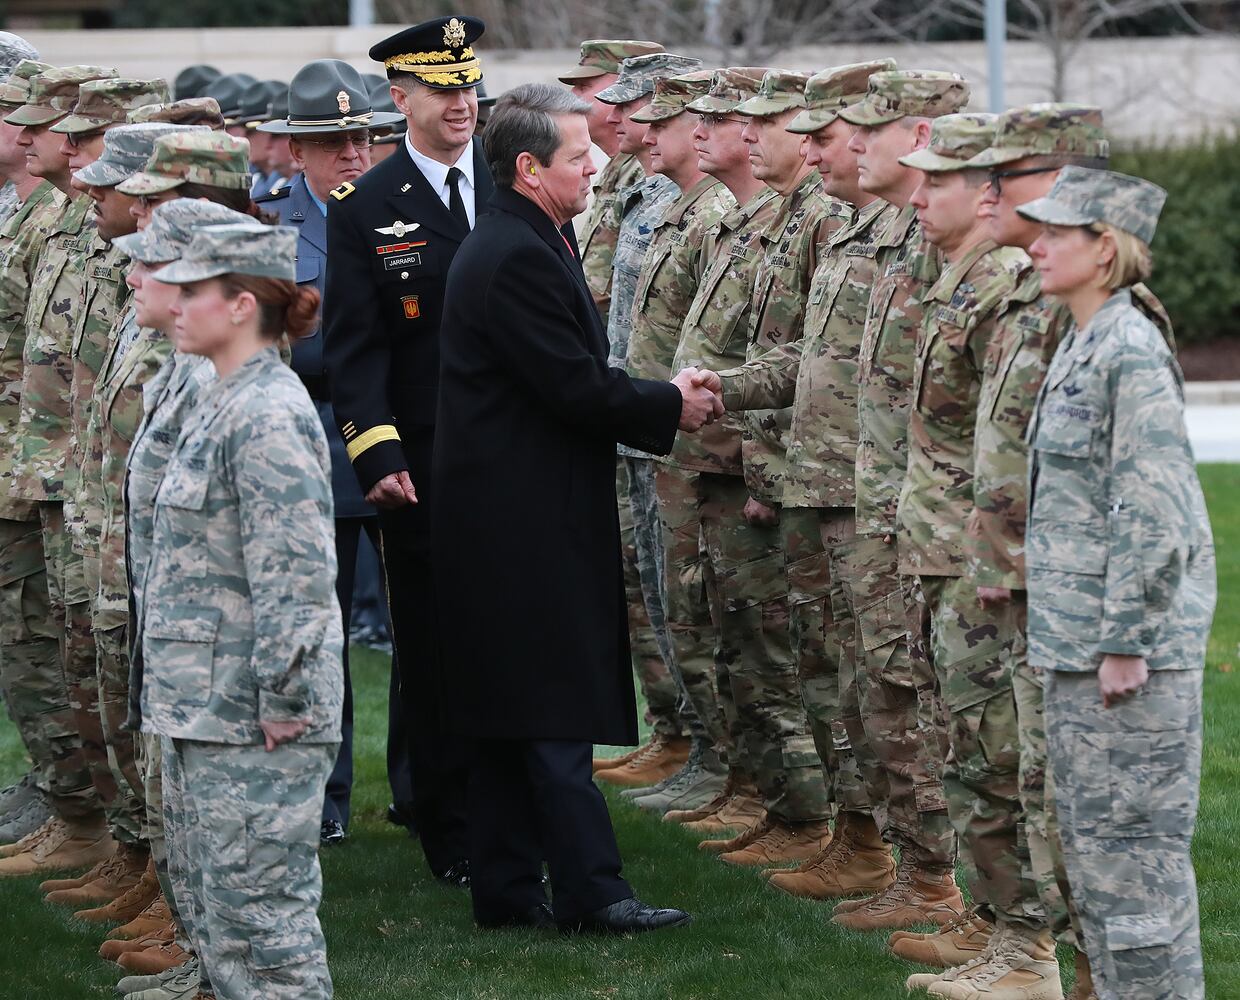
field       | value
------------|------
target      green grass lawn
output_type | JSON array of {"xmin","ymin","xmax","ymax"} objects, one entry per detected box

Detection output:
[{"xmin": 1, "ymin": 463, "xmax": 1238, "ymax": 998}]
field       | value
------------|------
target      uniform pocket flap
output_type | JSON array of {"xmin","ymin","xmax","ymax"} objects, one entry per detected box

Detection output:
[
  {"xmin": 251, "ymin": 927, "xmax": 316, "ymax": 970},
  {"xmin": 721, "ymin": 551, "xmax": 787, "ymax": 610},
  {"xmin": 0, "ymin": 527, "xmax": 45, "ymax": 586},
  {"xmin": 144, "ymin": 605, "xmax": 221, "ymax": 643},
  {"xmin": 1105, "ymin": 912, "xmax": 1175, "ymax": 951},
  {"xmin": 859, "ymin": 591, "xmax": 908, "ymax": 652},
  {"xmin": 1026, "ymin": 522, "xmax": 1106, "ymax": 575},
  {"xmin": 1033, "ymin": 409, "xmax": 1096, "ymax": 457},
  {"xmin": 156, "ymin": 469, "xmax": 209, "ymax": 511}
]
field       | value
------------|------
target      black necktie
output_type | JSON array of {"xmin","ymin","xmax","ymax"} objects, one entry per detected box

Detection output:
[{"xmin": 446, "ymin": 166, "xmax": 469, "ymax": 230}]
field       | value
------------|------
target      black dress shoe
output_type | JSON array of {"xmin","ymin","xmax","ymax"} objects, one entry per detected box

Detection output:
[
  {"xmin": 434, "ymin": 859, "xmax": 470, "ymax": 889},
  {"xmin": 561, "ymin": 896, "xmax": 692, "ymax": 935},
  {"xmin": 386, "ymin": 802, "xmax": 418, "ymax": 836},
  {"xmin": 320, "ymin": 819, "xmax": 347, "ymax": 846},
  {"xmin": 477, "ymin": 902, "xmax": 554, "ymax": 930}
]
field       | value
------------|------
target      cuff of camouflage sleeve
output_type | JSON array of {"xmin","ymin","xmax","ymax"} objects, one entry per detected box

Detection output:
[
  {"xmin": 717, "ymin": 370, "xmax": 745, "ymax": 411},
  {"xmin": 1096, "ymin": 634, "xmax": 1155, "ymax": 659},
  {"xmin": 258, "ymin": 688, "xmax": 310, "ymax": 723}
]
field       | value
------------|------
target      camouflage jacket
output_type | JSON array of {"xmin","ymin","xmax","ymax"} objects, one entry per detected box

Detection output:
[
  {"xmin": 66, "ymin": 237, "xmax": 131, "ymax": 554},
  {"xmin": 0, "ymin": 181, "xmax": 18, "ymax": 229},
  {"xmin": 608, "ymin": 171, "xmax": 680, "ymax": 459},
  {"xmin": 739, "ymin": 172, "xmax": 847, "ymax": 503},
  {"xmin": 1026, "ymin": 290, "xmax": 1214, "ymax": 674},
  {"xmin": 898, "ymin": 239, "xmax": 1024, "ymax": 577},
  {"xmin": 855, "ymin": 205, "xmax": 941, "ymax": 537},
  {"xmin": 12, "ymin": 193, "xmax": 94, "ymax": 502},
  {"xmin": 579, "ymin": 152, "xmax": 643, "ymax": 326},
  {"xmin": 0, "ymin": 181, "xmax": 60, "ymax": 520},
  {"xmin": 89, "ymin": 309, "xmax": 171, "ymax": 631},
  {"xmin": 139, "ymin": 347, "xmax": 342, "ymax": 744},
  {"xmin": 666, "ymin": 187, "xmax": 781, "ymax": 476}
]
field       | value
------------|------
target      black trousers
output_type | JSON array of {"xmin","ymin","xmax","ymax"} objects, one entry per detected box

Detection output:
[
  {"xmin": 468, "ymin": 739, "xmax": 632, "ymax": 924},
  {"xmin": 380, "ymin": 515, "xmax": 470, "ymax": 875}
]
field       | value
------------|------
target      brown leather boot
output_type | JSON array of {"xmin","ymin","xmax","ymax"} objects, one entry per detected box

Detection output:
[
  {"xmin": 0, "ymin": 817, "xmax": 114, "ymax": 876},
  {"xmin": 889, "ymin": 905, "xmax": 994, "ymax": 967},
  {"xmin": 106, "ymin": 892, "xmax": 172, "ymax": 941},
  {"xmin": 720, "ymin": 817, "xmax": 832, "ymax": 867},
  {"xmin": 765, "ymin": 811, "xmax": 896, "ymax": 899},
  {"xmin": 595, "ymin": 734, "xmax": 690, "ymax": 787},
  {"xmin": 908, "ymin": 926, "xmax": 1064, "ymax": 999},
  {"xmin": 101, "ymin": 923, "xmax": 173, "ymax": 963},
  {"xmin": 118, "ymin": 937, "xmax": 190, "ymax": 975},
  {"xmin": 1067, "ymin": 949, "xmax": 1097, "ymax": 1000},
  {"xmin": 44, "ymin": 841, "xmax": 149, "ymax": 906},
  {"xmin": 75, "ymin": 856, "xmax": 160, "ymax": 923},
  {"xmin": 831, "ymin": 858, "xmax": 963, "ymax": 931}
]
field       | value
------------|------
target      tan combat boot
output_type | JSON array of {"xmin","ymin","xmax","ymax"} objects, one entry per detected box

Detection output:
[
  {"xmin": 831, "ymin": 857, "xmax": 963, "ymax": 931},
  {"xmin": 890, "ymin": 905, "xmax": 994, "ymax": 967},
  {"xmin": 77, "ymin": 857, "xmax": 161, "ymax": 923},
  {"xmin": 594, "ymin": 734, "xmax": 690, "ymax": 787},
  {"xmin": 907, "ymin": 926, "xmax": 1064, "ymax": 999},
  {"xmin": 676, "ymin": 783, "xmax": 766, "ymax": 835},
  {"xmin": 765, "ymin": 811, "xmax": 896, "ymax": 899},
  {"xmin": 102, "ymin": 923, "xmax": 173, "ymax": 963},
  {"xmin": 119, "ymin": 937, "xmax": 190, "ymax": 975},
  {"xmin": 664, "ymin": 771, "xmax": 742, "ymax": 824},
  {"xmin": 40, "ymin": 850, "xmax": 117, "ymax": 893},
  {"xmin": 105, "ymin": 892, "xmax": 172, "ymax": 942},
  {"xmin": 593, "ymin": 740, "xmax": 648, "ymax": 773},
  {"xmin": 1067, "ymin": 949, "xmax": 1097, "ymax": 1000},
  {"xmin": 44, "ymin": 841, "xmax": 149, "ymax": 906},
  {"xmin": 698, "ymin": 814, "xmax": 771, "ymax": 855},
  {"xmin": 0, "ymin": 815, "xmax": 60, "ymax": 857},
  {"xmin": 720, "ymin": 817, "xmax": 832, "ymax": 867},
  {"xmin": 0, "ymin": 816, "xmax": 113, "ymax": 876}
]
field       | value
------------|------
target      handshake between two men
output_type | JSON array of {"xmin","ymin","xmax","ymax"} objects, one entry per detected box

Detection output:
[{"xmin": 671, "ymin": 366, "xmax": 725, "ymax": 432}]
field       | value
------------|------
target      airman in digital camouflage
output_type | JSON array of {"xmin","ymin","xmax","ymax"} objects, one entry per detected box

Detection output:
[{"xmin": 1021, "ymin": 167, "xmax": 1213, "ymax": 1000}]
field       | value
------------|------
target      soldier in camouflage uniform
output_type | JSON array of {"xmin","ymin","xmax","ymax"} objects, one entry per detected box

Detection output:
[
  {"xmin": 0, "ymin": 33, "xmax": 38, "ymax": 227},
  {"xmin": 592, "ymin": 52, "xmax": 704, "ymax": 790},
  {"xmin": 891, "ymin": 115, "xmax": 1064, "ymax": 999},
  {"xmin": 616, "ymin": 70, "xmax": 736, "ymax": 816},
  {"xmin": 557, "ymin": 40, "xmax": 687, "ymax": 780},
  {"xmin": 1019, "ymin": 168, "xmax": 1213, "ymax": 1000},
  {"xmin": 0, "ymin": 58, "xmax": 77, "ymax": 847},
  {"xmin": 710, "ymin": 59, "xmax": 914, "ymax": 898},
  {"xmin": 0, "ymin": 64, "xmax": 121, "ymax": 878},
  {"xmin": 824, "ymin": 70, "xmax": 969, "ymax": 932},
  {"xmin": 118, "ymin": 130, "xmax": 255, "ymax": 230},
  {"xmin": 141, "ymin": 222, "xmax": 342, "ymax": 1000}
]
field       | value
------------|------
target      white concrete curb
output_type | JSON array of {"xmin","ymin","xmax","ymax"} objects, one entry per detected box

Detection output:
[{"xmin": 1185, "ymin": 381, "xmax": 1240, "ymax": 406}]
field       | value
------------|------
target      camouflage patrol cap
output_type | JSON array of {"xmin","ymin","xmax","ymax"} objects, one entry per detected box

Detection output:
[
  {"xmin": 113, "ymin": 198, "xmax": 255, "ymax": 264},
  {"xmin": 173, "ymin": 64, "xmax": 221, "ymax": 101},
  {"xmin": 115, "ymin": 131, "xmax": 251, "ymax": 196},
  {"xmin": 0, "ymin": 59, "xmax": 52, "ymax": 109},
  {"xmin": 899, "ymin": 113, "xmax": 996, "ymax": 172},
  {"xmin": 128, "ymin": 97, "xmax": 225, "ymax": 129},
  {"xmin": 156, "ymin": 221, "xmax": 298, "ymax": 283},
  {"xmin": 1016, "ymin": 165, "xmax": 1165, "ymax": 245},
  {"xmin": 735, "ymin": 69, "xmax": 811, "ymax": 118},
  {"xmin": 73, "ymin": 124, "xmax": 209, "ymax": 188},
  {"xmin": 558, "ymin": 40, "xmax": 665, "ymax": 83},
  {"xmin": 595, "ymin": 53, "xmax": 703, "ymax": 105},
  {"xmin": 966, "ymin": 103, "xmax": 1109, "ymax": 168},
  {"xmin": 685, "ymin": 67, "xmax": 768, "ymax": 114},
  {"xmin": 51, "ymin": 77, "xmax": 172, "ymax": 134},
  {"xmin": 838, "ymin": 70, "xmax": 969, "ymax": 127},
  {"xmin": 0, "ymin": 32, "xmax": 37, "ymax": 83},
  {"xmin": 4, "ymin": 65, "xmax": 118, "ymax": 127},
  {"xmin": 629, "ymin": 70, "xmax": 715, "ymax": 124},
  {"xmin": 787, "ymin": 59, "xmax": 897, "ymax": 134}
]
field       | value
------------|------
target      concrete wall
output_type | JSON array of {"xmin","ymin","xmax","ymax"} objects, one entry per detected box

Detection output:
[{"xmin": 16, "ymin": 27, "xmax": 1240, "ymax": 144}]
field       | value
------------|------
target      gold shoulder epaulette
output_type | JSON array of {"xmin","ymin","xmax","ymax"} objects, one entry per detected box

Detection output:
[{"xmin": 330, "ymin": 181, "xmax": 356, "ymax": 201}]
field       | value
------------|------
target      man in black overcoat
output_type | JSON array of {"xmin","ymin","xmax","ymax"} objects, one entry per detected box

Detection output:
[
  {"xmin": 323, "ymin": 14, "xmax": 493, "ymax": 884},
  {"xmin": 433, "ymin": 83, "xmax": 722, "ymax": 933}
]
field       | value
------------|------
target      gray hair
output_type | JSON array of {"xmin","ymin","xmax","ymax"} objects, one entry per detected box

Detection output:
[{"xmin": 484, "ymin": 83, "xmax": 590, "ymax": 189}]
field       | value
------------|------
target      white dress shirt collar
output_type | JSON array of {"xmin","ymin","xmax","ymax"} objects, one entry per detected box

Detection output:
[{"xmin": 404, "ymin": 134, "xmax": 476, "ymax": 227}]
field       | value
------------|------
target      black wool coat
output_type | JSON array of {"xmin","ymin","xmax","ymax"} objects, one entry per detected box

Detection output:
[{"xmin": 432, "ymin": 188, "xmax": 681, "ymax": 745}]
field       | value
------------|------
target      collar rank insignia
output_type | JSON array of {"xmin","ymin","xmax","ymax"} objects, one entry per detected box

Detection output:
[
  {"xmin": 375, "ymin": 221, "xmax": 419, "ymax": 238},
  {"xmin": 329, "ymin": 181, "xmax": 355, "ymax": 201}
]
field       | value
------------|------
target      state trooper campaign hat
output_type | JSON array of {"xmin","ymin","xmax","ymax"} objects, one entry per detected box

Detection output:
[
  {"xmin": 786, "ymin": 59, "xmax": 897, "ymax": 134},
  {"xmin": 237, "ymin": 79, "xmax": 286, "ymax": 128},
  {"xmin": 1016, "ymin": 165, "xmax": 1166, "ymax": 245},
  {"xmin": 202, "ymin": 72, "xmax": 256, "ymax": 122},
  {"xmin": 157, "ymin": 221, "xmax": 299, "ymax": 283},
  {"xmin": 113, "ymin": 198, "xmax": 255, "ymax": 264},
  {"xmin": 899, "ymin": 113, "xmax": 997, "ymax": 172},
  {"xmin": 557, "ymin": 40, "xmax": 665, "ymax": 83},
  {"xmin": 258, "ymin": 59, "xmax": 404, "ymax": 136},
  {"xmin": 173, "ymin": 64, "xmax": 221, "ymax": 100},
  {"xmin": 51, "ymin": 77, "xmax": 171, "ymax": 134},
  {"xmin": 370, "ymin": 15, "xmax": 485, "ymax": 90},
  {"xmin": 368, "ymin": 80, "xmax": 407, "ymax": 146},
  {"xmin": 73, "ymin": 122, "xmax": 207, "ymax": 188}
]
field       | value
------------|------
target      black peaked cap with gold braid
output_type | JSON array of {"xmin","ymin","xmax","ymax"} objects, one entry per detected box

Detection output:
[{"xmin": 369, "ymin": 15, "xmax": 485, "ymax": 90}]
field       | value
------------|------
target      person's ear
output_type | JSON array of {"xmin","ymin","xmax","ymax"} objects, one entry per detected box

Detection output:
[{"xmin": 516, "ymin": 151, "xmax": 540, "ymax": 186}]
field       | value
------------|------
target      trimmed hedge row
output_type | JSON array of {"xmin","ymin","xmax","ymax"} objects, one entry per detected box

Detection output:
[{"xmin": 1112, "ymin": 135, "xmax": 1240, "ymax": 343}]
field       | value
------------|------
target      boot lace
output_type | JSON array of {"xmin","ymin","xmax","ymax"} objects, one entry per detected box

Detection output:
[
  {"xmin": 617, "ymin": 735, "xmax": 671, "ymax": 771},
  {"xmin": 951, "ymin": 928, "xmax": 1031, "ymax": 985}
]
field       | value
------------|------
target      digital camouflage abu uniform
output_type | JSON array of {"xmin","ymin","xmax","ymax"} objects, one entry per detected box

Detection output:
[
  {"xmin": 597, "ymin": 52, "xmax": 703, "ymax": 745},
  {"xmin": 839, "ymin": 71, "xmax": 971, "ymax": 885},
  {"xmin": 1021, "ymin": 169, "xmax": 1214, "ymax": 1000},
  {"xmin": 140, "ymin": 224, "xmax": 342, "ymax": 1000}
]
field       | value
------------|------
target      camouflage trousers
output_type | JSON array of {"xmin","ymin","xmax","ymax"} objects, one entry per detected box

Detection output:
[
  {"xmin": 1012, "ymin": 650, "xmax": 1072, "ymax": 945},
  {"xmin": 659, "ymin": 467, "xmax": 827, "ymax": 822},
  {"xmin": 1045, "ymin": 668, "xmax": 1204, "ymax": 1000},
  {"xmin": 616, "ymin": 460, "xmax": 681, "ymax": 738},
  {"xmin": 838, "ymin": 535, "xmax": 952, "ymax": 867},
  {"xmin": 779, "ymin": 506, "xmax": 867, "ymax": 815},
  {"xmin": 138, "ymin": 731, "xmax": 190, "ymax": 943},
  {"xmin": 624, "ymin": 456, "xmax": 703, "ymax": 740},
  {"xmin": 163, "ymin": 736, "xmax": 336, "ymax": 1000},
  {"xmin": 94, "ymin": 623, "xmax": 146, "ymax": 844},
  {"xmin": 919, "ymin": 576, "xmax": 1042, "ymax": 928},
  {"xmin": 0, "ymin": 514, "xmax": 98, "ymax": 822}
]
